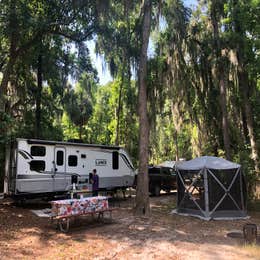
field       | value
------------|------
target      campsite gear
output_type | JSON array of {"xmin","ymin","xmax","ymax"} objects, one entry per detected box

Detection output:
[
  {"xmin": 69, "ymin": 187, "xmax": 91, "ymax": 199},
  {"xmin": 176, "ymin": 156, "xmax": 247, "ymax": 220},
  {"xmin": 51, "ymin": 196, "xmax": 109, "ymax": 217},
  {"xmin": 243, "ymin": 223, "xmax": 257, "ymax": 244},
  {"xmin": 71, "ymin": 175, "xmax": 78, "ymax": 185},
  {"xmin": 226, "ymin": 231, "xmax": 243, "ymax": 239},
  {"xmin": 4, "ymin": 138, "xmax": 135, "ymax": 200},
  {"xmin": 50, "ymin": 196, "xmax": 115, "ymax": 232}
]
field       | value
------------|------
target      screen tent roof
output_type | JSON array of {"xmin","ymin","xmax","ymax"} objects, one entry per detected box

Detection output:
[{"xmin": 176, "ymin": 156, "xmax": 241, "ymax": 170}]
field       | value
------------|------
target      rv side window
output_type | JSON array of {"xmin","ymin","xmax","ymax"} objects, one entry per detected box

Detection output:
[
  {"xmin": 121, "ymin": 154, "xmax": 134, "ymax": 170},
  {"xmin": 30, "ymin": 160, "xmax": 45, "ymax": 172},
  {"xmin": 112, "ymin": 151, "xmax": 119, "ymax": 170},
  {"xmin": 19, "ymin": 150, "xmax": 29, "ymax": 159},
  {"xmin": 68, "ymin": 155, "xmax": 78, "ymax": 167},
  {"xmin": 56, "ymin": 151, "xmax": 64, "ymax": 166},
  {"xmin": 31, "ymin": 146, "xmax": 46, "ymax": 157}
]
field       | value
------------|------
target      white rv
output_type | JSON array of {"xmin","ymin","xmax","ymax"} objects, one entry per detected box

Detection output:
[{"xmin": 4, "ymin": 138, "xmax": 135, "ymax": 199}]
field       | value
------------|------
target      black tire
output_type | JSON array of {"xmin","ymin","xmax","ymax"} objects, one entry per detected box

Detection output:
[
  {"xmin": 152, "ymin": 185, "xmax": 161, "ymax": 196},
  {"xmin": 165, "ymin": 189, "xmax": 171, "ymax": 194},
  {"xmin": 155, "ymin": 185, "xmax": 161, "ymax": 196},
  {"xmin": 14, "ymin": 198, "xmax": 26, "ymax": 207}
]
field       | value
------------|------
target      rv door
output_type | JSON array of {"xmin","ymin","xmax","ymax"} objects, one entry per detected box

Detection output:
[{"xmin": 53, "ymin": 147, "xmax": 68, "ymax": 191}]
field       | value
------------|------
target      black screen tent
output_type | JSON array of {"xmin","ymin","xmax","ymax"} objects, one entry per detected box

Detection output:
[{"xmin": 175, "ymin": 156, "xmax": 247, "ymax": 220}]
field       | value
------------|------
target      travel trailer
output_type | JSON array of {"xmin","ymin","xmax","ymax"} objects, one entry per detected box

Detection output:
[{"xmin": 4, "ymin": 138, "xmax": 135, "ymax": 199}]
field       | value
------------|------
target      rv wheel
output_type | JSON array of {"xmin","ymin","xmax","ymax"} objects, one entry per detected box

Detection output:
[{"xmin": 15, "ymin": 198, "xmax": 26, "ymax": 207}]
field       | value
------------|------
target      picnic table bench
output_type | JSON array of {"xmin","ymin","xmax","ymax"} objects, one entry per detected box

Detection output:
[{"xmin": 50, "ymin": 196, "xmax": 116, "ymax": 232}]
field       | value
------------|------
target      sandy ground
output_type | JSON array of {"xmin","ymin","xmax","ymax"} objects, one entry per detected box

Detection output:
[{"xmin": 0, "ymin": 194, "xmax": 260, "ymax": 260}]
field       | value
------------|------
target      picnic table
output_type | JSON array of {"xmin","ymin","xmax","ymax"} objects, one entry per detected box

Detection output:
[{"xmin": 50, "ymin": 196, "xmax": 116, "ymax": 232}]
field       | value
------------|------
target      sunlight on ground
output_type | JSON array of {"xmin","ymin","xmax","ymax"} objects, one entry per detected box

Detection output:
[
  {"xmin": 241, "ymin": 244, "xmax": 260, "ymax": 258},
  {"xmin": 1, "ymin": 195, "xmax": 260, "ymax": 260}
]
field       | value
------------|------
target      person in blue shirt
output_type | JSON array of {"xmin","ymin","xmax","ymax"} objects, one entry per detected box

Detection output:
[{"xmin": 91, "ymin": 169, "xmax": 99, "ymax": 196}]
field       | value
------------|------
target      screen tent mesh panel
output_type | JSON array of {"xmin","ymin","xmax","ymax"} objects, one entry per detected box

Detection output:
[
  {"xmin": 177, "ymin": 170, "xmax": 205, "ymax": 211},
  {"xmin": 208, "ymin": 169, "xmax": 241, "ymax": 211},
  {"xmin": 176, "ymin": 166, "xmax": 247, "ymax": 219}
]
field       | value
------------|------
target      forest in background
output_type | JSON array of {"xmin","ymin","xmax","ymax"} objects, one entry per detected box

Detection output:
[{"xmin": 0, "ymin": 0, "xmax": 259, "ymax": 199}]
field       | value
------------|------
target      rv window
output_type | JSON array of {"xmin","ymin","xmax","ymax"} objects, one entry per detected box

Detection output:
[
  {"xmin": 30, "ymin": 160, "xmax": 45, "ymax": 172},
  {"xmin": 31, "ymin": 146, "xmax": 46, "ymax": 157},
  {"xmin": 68, "ymin": 155, "xmax": 78, "ymax": 167},
  {"xmin": 112, "ymin": 151, "xmax": 119, "ymax": 170},
  {"xmin": 19, "ymin": 150, "xmax": 29, "ymax": 159},
  {"xmin": 81, "ymin": 154, "xmax": 86, "ymax": 159},
  {"xmin": 121, "ymin": 154, "xmax": 134, "ymax": 170},
  {"xmin": 56, "ymin": 151, "xmax": 64, "ymax": 166}
]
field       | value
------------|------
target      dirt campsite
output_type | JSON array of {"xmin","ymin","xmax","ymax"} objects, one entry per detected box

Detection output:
[{"xmin": 0, "ymin": 194, "xmax": 259, "ymax": 260}]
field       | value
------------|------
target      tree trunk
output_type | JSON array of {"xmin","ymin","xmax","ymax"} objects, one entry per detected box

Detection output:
[
  {"xmin": 115, "ymin": 69, "xmax": 124, "ymax": 146},
  {"xmin": 115, "ymin": 82, "xmax": 122, "ymax": 146},
  {"xmin": 241, "ymin": 108, "xmax": 249, "ymax": 143},
  {"xmin": 0, "ymin": 0, "xmax": 18, "ymax": 111},
  {"xmin": 134, "ymin": 0, "xmax": 151, "ymax": 217},
  {"xmin": 0, "ymin": 57, "xmax": 16, "ymax": 111},
  {"xmin": 174, "ymin": 130, "xmax": 179, "ymax": 161},
  {"xmin": 219, "ymin": 75, "xmax": 231, "ymax": 160},
  {"xmin": 210, "ymin": 4, "xmax": 231, "ymax": 160},
  {"xmin": 35, "ymin": 54, "xmax": 43, "ymax": 138},
  {"xmin": 78, "ymin": 94, "xmax": 83, "ymax": 140},
  {"xmin": 237, "ymin": 67, "xmax": 259, "ymax": 173},
  {"xmin": 79, "ymin": 123, "xmax": 83, "ymax": 140},
  {"xmin": 232, "ymin": 0, "xmax": 259, "ymax": 173},
  {"xmin": 4, "ymin": 143, "xmax": 11, "ymax": 194},
  {"xmin": 125, "ymin": 57, "xmax": 133, "ymax": 153}
]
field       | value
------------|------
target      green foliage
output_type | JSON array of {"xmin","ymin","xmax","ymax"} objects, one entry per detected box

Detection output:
[
  {"xmin": 85, "ymin": 79, "xmax": 139, "ymax": 165},
  {"xmin": 87, "ymin": 82, "xmax": 114, "ymax": 144},
  {"xmin": 61, "ymin": 112, "xmax": 79, "ymax": 140},
  {"xmin": 145, "ymin": 0, "xmax": 260, "ymax": 198},
  {"xmin": 0, "ymin": 0, "xmax": 259, "ymax": 197},
  {"xmin": 0, "ymin": 111, "xmax": 13, "ymax": 144}
]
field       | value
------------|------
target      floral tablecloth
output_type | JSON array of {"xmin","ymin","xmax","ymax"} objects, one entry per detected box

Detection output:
[{"xmin": 51, "ymin": 196, "xmax": 109, "ymax": 217}]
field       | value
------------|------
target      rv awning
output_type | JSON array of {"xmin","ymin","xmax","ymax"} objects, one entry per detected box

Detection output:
[{"xmin": 176, "ymin": 156, "xmax": 240, "ymax": 170}]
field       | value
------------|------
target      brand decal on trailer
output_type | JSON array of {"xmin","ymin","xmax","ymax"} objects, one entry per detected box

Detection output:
[{"xmin": 95, "ymin": 159, "xmax": 107, "ymax": 166}]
